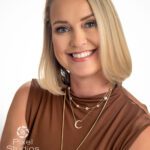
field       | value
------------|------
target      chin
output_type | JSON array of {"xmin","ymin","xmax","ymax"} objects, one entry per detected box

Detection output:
[{"xmin": 71, "ymin": 68, "xmax": 101, "ymax": 79}]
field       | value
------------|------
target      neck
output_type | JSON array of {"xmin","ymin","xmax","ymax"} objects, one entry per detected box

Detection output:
[{"xmin": 70, "ymin": 73, "xmax": 111, "ymax": 98}]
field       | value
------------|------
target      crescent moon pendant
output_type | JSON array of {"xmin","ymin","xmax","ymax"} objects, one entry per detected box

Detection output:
[{"xmin": 75, "ymin": 120, "xmax": 82, "ymax": 129}]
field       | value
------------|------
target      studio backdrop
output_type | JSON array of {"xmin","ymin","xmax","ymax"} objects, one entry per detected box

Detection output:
[{"xmin": 0, "ymin": 0, "xmax": 150, "ymax": 137}]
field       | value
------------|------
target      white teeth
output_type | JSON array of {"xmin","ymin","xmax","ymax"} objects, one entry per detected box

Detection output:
[{"xmin": 72, "ymin": 51, "xmax": 93, "ymax": 58}]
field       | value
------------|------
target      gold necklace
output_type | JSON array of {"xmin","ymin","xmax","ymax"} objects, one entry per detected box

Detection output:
[
  {"xmin": 61, "ymin": 85, "xmax": 115, "ymax": 150},
  {"xmin": 68, "ymin": 87, "xmax": 108, "ymax": 111},
  {"xmin": 70, "ymin": 98, "xmax": 104, "ymax": 110},
  {"xmin": 68, "ymin": 87, "xmax": 110, "ymax": 129}
]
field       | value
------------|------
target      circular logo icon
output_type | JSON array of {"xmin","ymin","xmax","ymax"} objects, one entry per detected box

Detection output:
[{"xmin": 17, "ymin": 126, "xmax": 29, "ymax": 139}]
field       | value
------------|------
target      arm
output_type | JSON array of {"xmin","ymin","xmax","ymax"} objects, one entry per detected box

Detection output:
[
  {"xmin": 129, "ymin": 126, "xmax": 150, "ymax": 150},
  {"xmin": 0, "ymin": 81, "xmax": 31, "ymax": 150}
]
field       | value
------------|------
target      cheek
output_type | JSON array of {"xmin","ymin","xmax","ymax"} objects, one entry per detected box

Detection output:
[
  {"xmin": 90, "ymin": 30, "xmax": 99, "ymax": 45},
  {"xmin": 52, "ymin": 35, "xmax": 69, "ymax": 67},
  {"xmin": 85, "ymin": 29, "xmax": 100, "ymax": 48},
  {"xmin": 52, "ymin": 36, "xmax": 62, "ymax": 52},
  {"xmin": 52, "ymin": 35, "xmax": 69, "ymax": 54},
  {"xmin": 52, "ymin": 37, "xmax": 64, "ymax": 62}
]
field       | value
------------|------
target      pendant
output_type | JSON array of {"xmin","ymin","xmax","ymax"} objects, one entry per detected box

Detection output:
[{"xmin": 74, "ymin": 120, "xmax": 82, "ymax": 129}]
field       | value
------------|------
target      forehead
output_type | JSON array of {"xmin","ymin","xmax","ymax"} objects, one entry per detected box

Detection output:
[{"xmin": 50, "ymin": 0, "xmax": 93, "ymax": 22}]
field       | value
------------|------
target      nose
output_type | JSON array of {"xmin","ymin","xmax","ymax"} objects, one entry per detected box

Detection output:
[{"xmin": 70, "ymin": 28, "xmax": 87, "ymax": 49}]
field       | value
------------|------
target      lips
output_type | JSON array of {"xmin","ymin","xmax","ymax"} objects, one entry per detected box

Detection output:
[
  {"xmin": 67, "ymin": 49, "xmax": 97, "ymax": 62},
  {"xmin": 72, "ymin": 51, "xmax": 93, "ymax": 58},
  {"xmin": 68, "ymin": 49, "xmax": 96, "ymax": 59}
]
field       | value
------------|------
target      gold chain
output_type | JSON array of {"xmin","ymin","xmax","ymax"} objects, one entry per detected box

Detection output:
[
  {"xmin": 68, "ymin": 87, "xmax": 108, "ymax": 111},
  {"xmin": 61, "ymin": 90, "xmax": 66, "ymax": 150},
  {"xmin": 70, "ymin": 99, "xmax": 100, "ymax": 129},
  {"xmin": 68, "ymin": 87, "xmax": 111, "ymax": 129},
  {"xmin": 70, "ymin": 98, "xmax": 104, "ymax": 110},
  {"xmin": 61, "ymin": 85, "xmax": 114, "ymax": 150}
]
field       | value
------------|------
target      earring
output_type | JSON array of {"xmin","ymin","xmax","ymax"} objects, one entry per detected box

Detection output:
[
  {"xmin": 66, "ymin": 70, "xmax": 70, "ymax": 73},
  {"xmin": 60, "ymin": 68, "xmax": 70, "ymax": 86}
]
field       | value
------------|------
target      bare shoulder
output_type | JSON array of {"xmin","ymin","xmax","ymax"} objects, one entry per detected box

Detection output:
[
  {"xmin": 0, "ymin": 81, "xmax": 32, "ymax": 149},
  {"xmin": 129, "ymin": 126, "xmax": 150, "ymax": 150}
]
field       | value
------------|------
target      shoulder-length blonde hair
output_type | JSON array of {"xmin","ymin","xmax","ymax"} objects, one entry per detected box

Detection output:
[{"xmin": 37, "ymin": 0, "xmax": 132, "ymax": 95}]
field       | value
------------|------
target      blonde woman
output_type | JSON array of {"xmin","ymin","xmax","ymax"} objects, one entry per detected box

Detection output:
[{"xmin": 0, "ymin": 0, "xmax": 150, "ymax": 149}]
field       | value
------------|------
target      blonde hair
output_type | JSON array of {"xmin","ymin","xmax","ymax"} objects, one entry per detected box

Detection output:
[{"xmin": 38, "ymin": 0, "xmax": 132, "ymax": 95}]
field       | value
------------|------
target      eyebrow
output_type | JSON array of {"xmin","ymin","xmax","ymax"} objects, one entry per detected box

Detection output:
[{"xmin": 52, "ymin": 14, "xmax": 94, "ymax": 25}]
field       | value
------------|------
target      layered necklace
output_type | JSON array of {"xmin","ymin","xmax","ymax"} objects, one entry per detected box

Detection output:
[
  {"xmin": 68, "ymin": 87, "xmax": 111, "ymax": 129},
  {"xmin": 61, "ymin": 84, "xmax": 115, "ymax": 150}
]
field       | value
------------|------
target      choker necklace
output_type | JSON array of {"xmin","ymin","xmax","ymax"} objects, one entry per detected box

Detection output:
[
  {"xmin": 61, "ymin": 84, "xmax": 115, "ymax": 150},
  {"xmin": 68, "ymin": 87, "xmax": 108, "ymax": 111},
  {"xmin": 68, "ymin": 87, "xmax": 110, "ymax": 129}
]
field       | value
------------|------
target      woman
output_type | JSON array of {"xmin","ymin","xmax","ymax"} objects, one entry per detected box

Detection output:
[{"xmin": 0, "ymin": 0, "xmax": 150, "ymax": 149}]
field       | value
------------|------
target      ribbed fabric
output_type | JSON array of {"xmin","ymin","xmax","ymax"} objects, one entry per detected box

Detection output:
[{"xmin": 25, "ymin": 79, "xmax": 150, "ymax": 150}]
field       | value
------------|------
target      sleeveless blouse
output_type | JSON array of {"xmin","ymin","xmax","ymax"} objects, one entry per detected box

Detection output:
[{"xmin": 24, "ymin": 79, "xmax": 150, "ymax": 150}]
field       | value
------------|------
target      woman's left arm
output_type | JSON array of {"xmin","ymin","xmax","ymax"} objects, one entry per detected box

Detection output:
[{"xmin": 129, "ymin": 126, "xmax": 150, "ymax": 150}]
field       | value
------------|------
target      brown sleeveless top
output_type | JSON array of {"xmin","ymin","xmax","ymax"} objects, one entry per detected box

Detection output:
[{"xmin": 25, "ymin": 79, "xmax": 150, "ymax": 150}]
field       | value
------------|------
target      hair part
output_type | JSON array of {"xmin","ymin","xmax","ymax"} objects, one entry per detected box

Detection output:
[{"xmin": 37, "ymin": 0, "xmax": 132, "ymax": 95}]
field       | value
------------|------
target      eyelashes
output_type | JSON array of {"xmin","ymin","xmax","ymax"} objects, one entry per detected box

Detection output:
[
  {"xmin": 55, "ymin": 26, "xmax": 70, "ymax": 33},
  {"xmin": 84, "ymin": 20, "xmax": 97, "ymax": 28},
  {"xmin": 54, "ymin": 20, "xmax": 97, "ymax": 34}
]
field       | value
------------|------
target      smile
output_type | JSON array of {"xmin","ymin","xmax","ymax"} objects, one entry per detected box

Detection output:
[
  {"xmin": 72, "ymin": 51, "xmax": 93, "ymax": 58},
  {"xmin": 70, "ymin": 50, "xmax": 96, "ymax": 59}
]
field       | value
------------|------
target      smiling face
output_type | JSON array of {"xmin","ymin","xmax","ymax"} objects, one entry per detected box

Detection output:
[{"xmin": 50, "ymin": 0, "xmax": 101, "ymax": 78}]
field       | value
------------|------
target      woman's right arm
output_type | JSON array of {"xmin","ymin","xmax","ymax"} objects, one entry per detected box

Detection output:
[{"xmin": 0, "ymin": 81, "xmax": 31, "ymax": 150}]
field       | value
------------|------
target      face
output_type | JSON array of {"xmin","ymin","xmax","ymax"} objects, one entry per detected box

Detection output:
[{"xmin": 50, "ymin": 0, "xmax": 101, "ymax": 78}]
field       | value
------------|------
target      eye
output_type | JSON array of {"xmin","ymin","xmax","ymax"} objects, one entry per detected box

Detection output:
[
  {"xmin": 84, "ymin": 20, "xmax": 97, "ymax": 28},
  {"xmin": 55, "ymin": 26, "xmax": 70, "ymax": 33}
]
